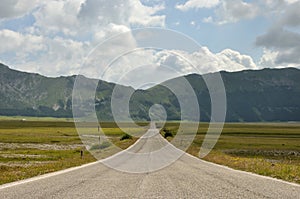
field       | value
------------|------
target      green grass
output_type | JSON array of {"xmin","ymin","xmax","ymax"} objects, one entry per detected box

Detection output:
[
  {"xmin": 90, "ymin": 141, "xmax": 111, "ymax": 150},
  {"xmin": 164, "ymin": 122, "xmax": 300, "ymax": 184},
  {"xmin": 1, "ymin": 119, "xmax": 299, "ymax": 185},
  {"xmin": 0, "ymin": 119, "xmax": 145, "ymax": 185},
  {"xmin": 0, "ymin": 116, "xmax": 73, "ymax": 122},
  {"xmin": 0, "ymin": 119, "xmax": 94, "ymax": 185},
  {"xmin": 0, "ymin": 149, "xmax": 95, "ymax": 184}
]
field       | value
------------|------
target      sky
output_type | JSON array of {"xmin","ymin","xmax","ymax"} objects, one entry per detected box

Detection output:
[{"xmin": 0, "ymin": 0, "xmax": 300, "ymax": 87}]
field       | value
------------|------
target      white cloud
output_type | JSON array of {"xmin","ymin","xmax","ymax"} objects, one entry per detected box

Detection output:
[
  {"xmin": 78, "ymin": 0, "xmax": 165, "ymax": 28},
  {"xmin": 0, "ymin": 29, "xmax": 45, "ymax": 54},
  {"xmin": 16, "ymin": 37, "xmax": 89, "ymax": 76},
  {"xmin": 0, "ymin": 28, "xmax": 260, "ymax": 84},
  {"xmin": 90, "ymin": 47, "xmax": 259, "ymax": 88},
  {"xmin": 258, "ymin": 48, "xmax": 300, "ymax": 69},
  {"xmin": 136, "ymin": 47, "xmax": 258, "ymax": 76},
  {"xmin": 3, "ymin": 0, "xmax": 287, "ymax": 87},
  {"xmin": 128, "ymin": 1, "xmax": 165, "ymax": 26},
  {"xmin": 0, "ymin": 0, "xmax": 40, "ymax": 19},
  {"xmin": 93, "ymin": 24, "xmax": 131, "ymax": 43},
  {"xmin": 285, "ymin": 0, "xmax": 300, "ymax": 4},
  {"xmin": 218, "ymin": 49, "xmax": 257, "ymax": 70},
  {"xmin": 194, "ymin": 0, "xmax": 299, "ymax": 25},
  {"xmin": 31, "ymin": 0, "xmax": 165, "ymax": 40},
  {"xmin": 215, "ymin": 0, "xmax": 260, "ymax": 24},
  {"xmin": 258, "ymin": 49, "xmax": 278, "ymax": 68},
  {"xmin": 210, "ymin": 0, "xmax": 300, "ymax": 25},
  {"xmin": 80, "ymin": 29, "xmax": 138, "ymax": 79},
  {"xmin": 0, "ymin": 0, "xmax": 166, "ymax": 78},
  {"xmin": 176, "ymin": 0, "xmax": 220, "ymax": 11},
  {"xmin": 256, "ymin": 1, "xmax": 300, "ymax": 67},
  {"xmin": 0, "ymin": 29, "xmax": 89, "ymax": 76},
  {"xmin": 175, "ymin": 0, "xmax": 276, "ymax": 25},
  {"xmin": 33, "ymin": 0, "xmax": 83, "ymax": 36},
  {"xmin": 202, "ymin": 16, "xmax": 213, "ymax": 23}
]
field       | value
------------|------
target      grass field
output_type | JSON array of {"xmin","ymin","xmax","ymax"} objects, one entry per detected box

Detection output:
[
  {"xmin": 0, "ymin": 119, "xmax": 143, "ymax": 185},
  {"xmin": 161, "ymin": 122, "xmax": 300, "ymax": 184},
  {"xmin": 0, "ymin": 118, "xmax": 299, "ymax": 185},
  {"xmin": 0, "ymin": 116, "xmax": 73, "ymax": 122}
]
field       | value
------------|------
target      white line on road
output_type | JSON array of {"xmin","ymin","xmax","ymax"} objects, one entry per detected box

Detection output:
[
  {"xmin": 0, "ymin": 160, "xmax": 102, "ymax": 190},
  {"xmin": 184, "ymin": 152, "xmax": 300, "ymax": 187},
  {"xmin": 1, "ymin": 140, "xmax": 299, "ymax": 190}
]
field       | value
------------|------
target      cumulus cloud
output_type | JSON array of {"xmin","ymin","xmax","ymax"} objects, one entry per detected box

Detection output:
[
  {"xmin": 0, "ymin": 0, "xmax": 40, "ymax": 19},
  {"xmin": 218, "ymin": 49, "xmax": 257, "ymax": 70},
  {"xmin": 128, "ymin": 1, "xmax": 165, "ymax": 26},
  {"xmin": 277, "ymin": 2, "xmax": 300, "ymax": 27},
  {"xmin": 35, "ymin": 37, "xmax": 88, "ymax": 75},
  {"xmin": 176, "ymin": 0, "xmax": 220, "ymax": 11},
  {"xmin": 259, "ymin": 49, "xmax": 278, "ymax": 68},
  {"xmin": 33, "ymin": 0, "xmax": 83, "ymax": 36},
  {"xmin": 0, "ymin": 29, "xmax": 89, "ymax": 76},
  {"xmin": 93, "ymin": 47, "xmax": 259, "ymax": 88},
  {"xmin": 201, "ymin": 0, "xmax": 298, "ymax": 25},
  {"xmin": 146, "ymin": 47, "xmax": 258, "ymax": 76},
  {"xmin": 0, "ymin": 0, "xmax": 166, "ymax": 78},
  {"xmin": 78, "ymin": 0, "xmax": 165, "ymax": 28},
  {"xmin": 1, "ymin": 0, "xmax": 299, "ymax": 90},
  {"xmin": 256, "ymin": 27, "xmax": 300, "ymax": 49},
  {"xmin": 32, "ymin": 0, "xmax": 165, "ymax": 38},
  {"xmin": 285, "ymin": 0, "xmax": 300, "ymax": 4},
  {"xmin": 215, "ymin": 0, "xmax": 260, "ymax": 24},
  {"xmin": 176, "ymin": 0, "xmax": 262, "ymax": 25},
  {"xmin": 256, "ymin": 1, "xmax": 300, "ymax": 66},
  {"xmin": 0, "ymin": 29, "xmax": 45, "ymax": 55}
]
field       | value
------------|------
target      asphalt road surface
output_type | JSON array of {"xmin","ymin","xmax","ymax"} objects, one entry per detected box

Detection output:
[{"xmin": 0, "ymin": 124, "xmax": 299, "ymax": 198}]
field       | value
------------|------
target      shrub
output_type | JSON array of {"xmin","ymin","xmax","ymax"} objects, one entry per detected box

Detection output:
[
  {"xmin": 120, "ymin": 133, "xmax": 132, "ymax": 141},
  {"xmin": 163, "ymin": 129, "xmax": 173, "ymax": 138},
  {"xmin": 90, "ymin": 141, "xmax": 111, "ymax": 150}
]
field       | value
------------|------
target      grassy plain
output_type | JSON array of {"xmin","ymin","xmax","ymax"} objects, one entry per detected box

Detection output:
[
  {"xmin": 0, "ymin": 119, "xmax": 143, "ymax": 185},
  {"xmin": 161, "ymin": 122, "xmax": 300, "ymax": 184},
  {"xmin": 1, "ymin": 118, "xmax": 299, "ymax": 185}
]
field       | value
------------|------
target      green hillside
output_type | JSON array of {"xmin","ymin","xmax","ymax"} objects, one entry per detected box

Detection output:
[{"xmin": 1, "ymin": 63, "xmax": 300, "ymax": 122}]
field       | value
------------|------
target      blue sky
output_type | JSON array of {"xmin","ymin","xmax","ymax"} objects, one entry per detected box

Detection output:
[{"xmin": 0, "ymin": 0, "xmax": 299, "ymax": 86}]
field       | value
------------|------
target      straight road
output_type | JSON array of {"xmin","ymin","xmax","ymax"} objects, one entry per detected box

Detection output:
[{"xmin": 0, "ymin": 123, "xmax": 299, "ymax": 198}]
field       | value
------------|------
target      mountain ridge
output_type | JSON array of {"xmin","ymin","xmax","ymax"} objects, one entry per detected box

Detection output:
[{"xmin": 1, "ymin": 63, "xmax": 300, "ymax": 122}]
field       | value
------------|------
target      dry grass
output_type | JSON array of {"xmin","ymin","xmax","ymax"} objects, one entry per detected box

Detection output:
[
  {"xmin": 0, "ymin": 120, "xmax": 143, "ymax": 185},
  {"xmin": 178, "ymin": 123, "xmax": 300, "ymax": 184},
  {"xmin": 1, "ymin": 119, "xmax": 299, "ymax": 185}
]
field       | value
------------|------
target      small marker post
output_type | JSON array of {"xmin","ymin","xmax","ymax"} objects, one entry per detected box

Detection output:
[
  {"xmin": 80, "ymin": 150, "xmax": 84, "ymax": 159},
  {"xmin": 98, "ymin": 125, "xmax": 101, "ymax": 145}
]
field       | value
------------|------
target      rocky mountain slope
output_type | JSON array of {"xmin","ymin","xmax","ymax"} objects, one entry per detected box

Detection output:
[{"xmin": 1, "ymin": 63, "xmax": 299, "ymax": 122}]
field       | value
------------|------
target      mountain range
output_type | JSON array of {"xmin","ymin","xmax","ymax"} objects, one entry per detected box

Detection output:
[{"xmin": 1, "ymin": 63, "xmax": 300, "ymax": 122}]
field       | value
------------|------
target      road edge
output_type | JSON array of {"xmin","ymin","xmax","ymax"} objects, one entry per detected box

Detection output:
[
  {"xmin": 0, "ymin": 160, "xmax": 101, "ymax": 190},
  {"xmin": 184, "ymin": 152, "xmax": 300, "ymax": 187}
]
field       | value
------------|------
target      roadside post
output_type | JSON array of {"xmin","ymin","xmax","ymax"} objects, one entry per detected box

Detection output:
[{"xmin": 80, "ymin": 149, "xmax": 84, "ymax": 159}]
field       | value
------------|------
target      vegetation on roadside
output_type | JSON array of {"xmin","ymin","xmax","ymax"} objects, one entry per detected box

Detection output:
[
  {"xmin": 1, "ymin": 119, "xmax": 299, "ymax": 185},
  {"xmin": 0, "ymin": 148, "xmax": 95, "ymax": 185},
  {"xmin": 0, "ymin": 120, "xmax": 143, "ymax": 185},
  {"xmin": 162, "ymin": 128, "xmax": 173, "ymax": 138},
  {"xmin": 120, "ymin": 133, "xmax": 132, "ymax": 141},
  {"xmin": 90, "ymin": 141, "xmax": 111, "ymax": 150},
  {"xmin": 176, "ymin": 122, "xmax": 300, "ymax": 184}
]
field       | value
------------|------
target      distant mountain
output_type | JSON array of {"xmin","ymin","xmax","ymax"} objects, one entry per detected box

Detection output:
[
  {"xmin": 1, "ymin": 63, "xmax": 300, "ymax": 122},
  {"xmin": 128, "ymin": 68, "xmax": 300, "ymax": 122},
  {"xmin": 0, "ymin": 63, "xmax": 127, "ymax": 118},
  {"xmin": 217, "ymin": 68, "xmax": 300, "ymax": 121},
  {"xmin": 0, "ymin": 63, "xmax": 71, "ymax": 117}
]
